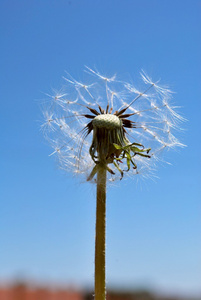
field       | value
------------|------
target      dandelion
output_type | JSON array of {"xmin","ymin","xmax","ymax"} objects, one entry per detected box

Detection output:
[{"xmin": 42, "ymin": 67, "xmax": 184, "ymax": 300}]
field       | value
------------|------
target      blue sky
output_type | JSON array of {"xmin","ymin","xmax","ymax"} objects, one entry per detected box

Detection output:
[{"xmin": 0, "ymin": 0, "xmax": 201, "ymax": 297}]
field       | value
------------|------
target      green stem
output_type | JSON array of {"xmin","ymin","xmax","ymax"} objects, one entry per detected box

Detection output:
[{"xmin": 95, "ymin": 165, "xmax": 107, "ymax": 300}]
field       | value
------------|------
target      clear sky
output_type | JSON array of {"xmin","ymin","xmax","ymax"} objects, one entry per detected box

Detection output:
[{"xmin": 0, "ymin": 0, "xmax": 201, "ymax": 298}]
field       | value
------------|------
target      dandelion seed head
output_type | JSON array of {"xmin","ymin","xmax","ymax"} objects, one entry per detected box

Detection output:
[{"xmin": 42, "ymin": 67, "xmax": 185, "ymax": 182}]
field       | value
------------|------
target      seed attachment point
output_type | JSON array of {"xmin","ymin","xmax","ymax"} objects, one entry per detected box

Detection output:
[{"xmin": 92, "ymin": 114, "xmax": 122, "ymax": 130}]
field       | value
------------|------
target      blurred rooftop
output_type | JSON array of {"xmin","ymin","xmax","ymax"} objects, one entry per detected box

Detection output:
[{"xmin": 0, "ymin": 283, "xmax": 200, "ymax": 300}]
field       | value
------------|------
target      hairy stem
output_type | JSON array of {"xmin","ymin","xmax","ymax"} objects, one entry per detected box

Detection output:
[{"xmin": 95, "ymin": 165, "xmax": 107, "ymax": 300}]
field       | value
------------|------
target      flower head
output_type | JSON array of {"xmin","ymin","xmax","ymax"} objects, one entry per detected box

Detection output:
[{"xmin": 42, "ymin": 67, "xmax": 185, "ymax": 182}]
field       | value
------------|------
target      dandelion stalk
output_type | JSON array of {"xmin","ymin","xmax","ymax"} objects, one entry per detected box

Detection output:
[{"xmin": 95, "ymin": 164, "xmax": 107, "ymax": 300}]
